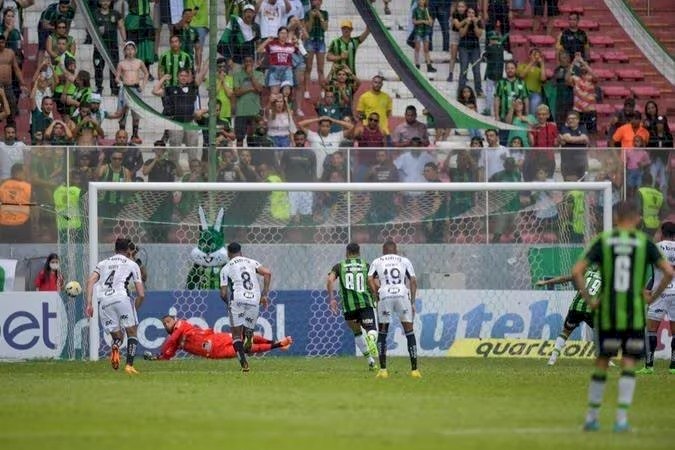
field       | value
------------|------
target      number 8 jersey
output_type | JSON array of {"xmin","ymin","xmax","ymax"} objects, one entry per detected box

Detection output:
[
  {"xmin": 220, "ymin": 256, "xmax": 262, "ymax": 305},
  {"xmin": 368, "ymin": 254, "xmax": 416, "ymax": 300}
]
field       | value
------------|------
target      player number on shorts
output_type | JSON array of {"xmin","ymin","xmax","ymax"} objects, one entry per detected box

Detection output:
[
  {"xmin": 613, "ymin": 255, "xmax": 631, "ymax": 292},
  {"xmin": 241, "ymin": 271, "xmax": 253, "ymax": 290},
  {"xmin": 344, "ymin": 272, "xmax": 365, "ymax": 292},
  {"xmin": 383, "ymin": 268, "xmax": 402, "ymax": 285}
]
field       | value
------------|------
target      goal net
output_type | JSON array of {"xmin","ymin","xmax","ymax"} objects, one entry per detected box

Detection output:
[{"xmin": 59, "ymin": 180, "xmax": 612, "ymax": 361}]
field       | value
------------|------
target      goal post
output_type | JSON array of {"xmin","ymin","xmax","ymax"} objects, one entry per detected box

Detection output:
[{"xmin": 83, "ymin": 181, "xmax": 612, "ymax": 361}]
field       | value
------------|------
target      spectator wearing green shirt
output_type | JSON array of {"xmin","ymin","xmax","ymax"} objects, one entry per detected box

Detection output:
[
  {"xmin": 233, "ymin": 55, "xmax": 265, "ymax": 146},
  {"xmin": 172, "ymin": 8, "xmax": 201, "ymax": 71},
  {"xmin": 304, "ymin": 0, "xmax": 328, "ymax": 99},
  {"xmin": 185, "ymin": 0, "xmax": 208, "ymax": 70},
  {"xmin": 326, "ymin": 19, "xmax": 369, "ymax": 81},
  {"xmin": 412, "ymin": 0, "xmax": 437, "ymax": 73},
  {"xmin": 158, "ymin": 35, "xmax": 194, "ymax": 86}
]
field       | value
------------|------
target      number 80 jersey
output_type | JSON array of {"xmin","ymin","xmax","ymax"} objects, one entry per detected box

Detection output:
[
  {"xmin": 368, "ymin": 255, "xmax": 416, "ymax": 300},
  {"xmin": 220, "ymin": 256, "xmax": 262, "ymax": 305}
]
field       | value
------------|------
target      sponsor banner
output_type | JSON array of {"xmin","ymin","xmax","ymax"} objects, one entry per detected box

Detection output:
[
  {"xmin": 447, "ymin": 339, "xmax": 596, "ymax": 358},
  {"xmin": 0, "ymin": 292, "xmax": 67, "ymax": 359}
]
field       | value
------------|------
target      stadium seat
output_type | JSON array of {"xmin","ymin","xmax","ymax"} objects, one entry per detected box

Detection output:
[
  {"xmin": 509, "ymin": 34, "xmax": 528, "ymax": 46},
  {"xmin": 630, "ymin": 86, "xmax": 661, "ymax": 98},
  {"xmin": 601, "ymin": 85, "xmax": 631, "ymax": 98},
  {"xmin": 552, "ymin": 18, "xmax": 598, "ymax": 30},
  {"xmin": 592, "ymin": 68, "xmax": 616, "ymax": 81},
  {"xmin": 511, "ymin": 18, "xmax": 534, "ymax": 30},
  {"xmin": 541, "ymin": 49, "xmax": 557, "ymax": 62},
  {"xmin": 528, "ymin": 35, "xmax": 556, "ymax": 47},
  {"xmin": 588, "ymin": 50, "xmax": 602, "ymax": 63},
  {"xmin": 595, "ymin": 103, "xmax": 617, "ymax": 116},
  {"xmin": 616, "ymin": 69, "xmax": 645, "ymax": 81},
  {"xmin": 602, "ymin": 51, "xmax": 630, "ymax": 63},
  {"xmin": 558, "ymin": 4, "xmax": 585, "ymax": 15},
  {"xmin": 588, "ymin": 35, "xmax": 615, "ymax": 47}
]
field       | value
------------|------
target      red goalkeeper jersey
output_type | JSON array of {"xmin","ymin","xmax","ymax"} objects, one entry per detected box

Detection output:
[{"xmin": 158, "ymin": 320, "xmax": 234, "ymax": 359}]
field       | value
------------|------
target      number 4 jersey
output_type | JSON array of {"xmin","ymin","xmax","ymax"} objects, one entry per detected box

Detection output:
[
  {"xmin": 220, "ymin": 256, "xmax": 263, "ymax": 305},
  {"xmin": 368, "ymin": 254, "xmax": 416, "ymax": 300},
  {"xmin": 94, "ymin": 254, "xmax": 143, "ymax": 299}
]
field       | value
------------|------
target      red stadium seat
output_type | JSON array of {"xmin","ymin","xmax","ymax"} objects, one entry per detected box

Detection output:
[
  {"xmin": 595, "ymin": 103, "xmax": 617, "ymax": 116},
  {"xmin": 630, "ymin": 86, "xmax": 660, "ymax": 98},
  {"xmin": 602, "ymin": 51, "xmax": 630, "ymax": 63},
  {"xmin": 541, "ymin": 49, "xmax": 557, "ymax": 62},
  {"xmin": 588, "ymin": 35, "xmax": 615, "ymax": 47},
  {"xmin": 510, "ymin": 34, "xmax": 528, "ymax": 46},
  {"xmin": 592, "ymin": 68, "xmax": 616, "ymax": 81},
  {"xmin": 579, "ymin": 19, "xmax": 600, "ymax": 30},
  {"xmin": 558, "ymin": 4, "xmax": 585, "ymax": 15},
  {"xmin": 601, "ymin": 85, "xmax": 631, "ymax": 98},
  {"xmin": 511, "ymin": 18, "xmax": 534, "ymax": 30},
  {"xmin": 528, "ymin": 35, "xmax": 557, "ymax": 47},
  {"xmin": 616, "ymin": 69, "xmax": 645, "ymax": 81},
  {"xmin": 588, "ymin": 50, "xmax": 602, "ymax": 63}
]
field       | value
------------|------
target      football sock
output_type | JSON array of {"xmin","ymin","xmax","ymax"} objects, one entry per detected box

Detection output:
[
  {"xmin": 553, "ymin": 335, "xmax": 567, "ymax": 353},
  {"xmin": 132, "ymin": 124, "xmax": 139, "ymax": 138},
  {"xmin": 586, "ymin": 370, "xmax": 607, "ymax": 422},
  {"xmin": 406, "ymin": 331, "xmax": 418, "ymax": 371},
  {"xmin": 233, "ymin": 340, "xmax": 247, "ymax": 367},
  {"xmin": 126, "ymin": 337, "xmax": 138, "ymax": 366},
  {"xmin": 617, "ymin": 369, "xmax": 636, "ymax": 424},
  {"xmin": 646, "ymin": 331, "xmax": 657, "ymax": 367},
  {"xmin": 671, "ymin": 337, "xmax": 675, "ymax": 368},
  {"xmin": 377, "ymin": 332, "xmax": 387, "ymax": 369},
  {"xmin": 112, "ymin": 337, "xmax": 122, "ymax": 349},
  {"xmin": 354, "ymin": 332, "xmax": 369, "ymax": 357}
]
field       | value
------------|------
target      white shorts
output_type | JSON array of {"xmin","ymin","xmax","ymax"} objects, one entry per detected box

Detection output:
[
  {"xmin": 377, "ymin": 296, "xmax": 413, "ymax": 324},
  {"xmin": 647, "ymin": 292, "xmax": 675, "ymax": 321},
  {"xmin": 229, "ymin": 300, "xmax": 260, "ymax": 330},
  {"xmin": 99, "ymin": 295, "xmax": 138, "ymax": 333}
]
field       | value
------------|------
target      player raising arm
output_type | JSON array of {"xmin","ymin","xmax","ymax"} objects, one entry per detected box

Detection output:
[
  {"xmin": 572, "ymin": 201, "xmax": 674, "ymax": 432},
  {"xmin": 536, "ymin": 263, "xmax": 601, "ymax": 366},
  {"xmin": 638, "ymin": 221, "xmax": 675, "ymax": 374},
  {"xmin": 368, "ymin": 240, "xmax": 420, "ymax": 379},
  {"xmin": 85, "ymin": 238, "xmax": 145, "ymax": 375},
  {"xmin": 327, "ymin": 242, "xmax": 379, "ymax": 370},
  {"xmin": 143, "ymin": 315, "xmax": 292, "ymax": 360},
  {"xmin": 219, "ymin": 242, "xmax": 271, "ymax": 372}
]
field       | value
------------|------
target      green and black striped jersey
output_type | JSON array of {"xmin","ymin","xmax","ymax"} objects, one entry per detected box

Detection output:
[
  {"xmin": 583, "ymin": 229, "xmax": 664, "ymax": 332},
  {"xmin": 569, "ymin": 263, "xmax": 601, "ymax": 314},
  {"xmin": 330, "ymin": 258, "xmax": 375, "ymax": 312}
]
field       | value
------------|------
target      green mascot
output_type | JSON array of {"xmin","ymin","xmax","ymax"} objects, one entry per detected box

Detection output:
[{"xmin": 186, "ymin": 207, "xmax": 228, "ymax": 289}]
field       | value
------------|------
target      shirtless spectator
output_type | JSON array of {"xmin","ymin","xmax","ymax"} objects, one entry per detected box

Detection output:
[
  {"xmin": 108, "ymin": 41, "xmax": 148, "ymax": 144},
  {"xmin": 73, "ymin": 102, "xmax": 104, "ymax": 146},
  {"xmin": 0, "ymin": 34, "xmax": 25, "ymax": 124}
]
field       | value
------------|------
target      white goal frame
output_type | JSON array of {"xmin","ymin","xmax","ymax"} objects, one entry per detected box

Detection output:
[{"xmin": 87, "ymin": 181, "xmax": 613, "ymax": 361}]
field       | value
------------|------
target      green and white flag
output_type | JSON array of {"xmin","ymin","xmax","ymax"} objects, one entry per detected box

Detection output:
[{"xmin": 0, "ymin": 259, "xmax": 17, "ymax": 292}]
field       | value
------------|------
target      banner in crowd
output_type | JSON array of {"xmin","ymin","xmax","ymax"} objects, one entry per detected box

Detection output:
[
  {"xmin": 0, "ymin": 290, "xmax": 672, "ymax": 360},
  {"xmin": 0, "ymin": 259, "xmax": 17, "ymax": 292}
]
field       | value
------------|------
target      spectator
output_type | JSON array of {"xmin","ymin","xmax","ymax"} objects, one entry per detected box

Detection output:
[
  {"xmin": 483, "ymin": 0, "xmax": 510, "ymax": 45},
  {"xmin": 236, "ymin": 148, "xmax": 262, "ymax": 182},
  {"xmin": 233, "ymin": 55, "xmax": 265, "ymax": 146},
  {"xmin": 267, "ymin": 92, "xmax": 296, "ymax": 149},
  {"xmin": 428, "ymin": 0, "xmax": 451, "ymax": 53},
  {"xmin": 447, "ymin": 149, "xmax": 478, "ymax": 216},
  {"xmin": 30, "ymin": 145, "xmax": 61, "ymax": 236},
  {"xmin": 97, "ymin": 149, "xmax": 131, "ymax": 230},
  {"xmin": 256, "ymin": 0, "xmax": 291, "ymax": 39},
  {"xmin": 217, "ymin": 4, "xmax": 260, "ymax": 65},
  {"xmin": 257, "ymin": 26, "xmax": 298, "ymax": 95},
  {"xmin": 125, "ymin": 0, "xmax": 155, "ymax": 76},
  {"xmin": 555, "ymin": 12, "xmax": 588, "ymax": 62},
  {"xmin": 479, "ymin": 128, "xmax": 510, "ymax": 181},
  {"xmin": 158, "ymin": 35, "xmax": 194, "ymax": 87},
  {"xmin": 549, "ymin": 50, "xmax": 574, "ymax": 128},
  {"xmin": 526, "ymin": 104, "xmax": 557, "ymax": 180},
  {"xmin": 0, "ymin": 34, "xmax": 24, "ymax": 123},
  {"xmin": 215, "ymin": 58, "xmax": 234, "ymax": 127},
  {"xmin": 73, "ymin": 152, "xmax": 94, "ymax": 186},
  {"xmin": 624, "ymin": 135, "xmax": 650, "ymax": 199},
  {"xmin": 488, "ymin": 156, "xmax": 522, "ymax": 242},
  {"xmin": 281, "ymin": 130, "xmax": 316, "ymax": 224},
  {"xmin": 366, "ymin": 149, "xmax": 399, "ymax": 223},
  {"xmin": 647, "ymin": 116, "xmax": 673, "ymax": 195},
  {"xmin": 216, "ymin": 147, "xmax": 241, "ymax": 182},
  {"xmin": 517, "ymin": 48, "xmax": 547, "ymax": 113},
  {"xmin": 494, "ymin": 60, "xmax": 528, "ymax": 143},
  {"xmin": 152, "ymin": 0, "xmax": 174, "ymax": 66},
  {"xmin": 412, "ymin": 0, "xmax": 437, "ymax": 73},
  {"xmin": 38, "ymin": 0, "xmax": 76, "ymax": 64},
  {"xmin": 637, "ymin": 172, "xmax": 663, "ymax": 237},
  {"xmin": 1, "ymin": 8, "xmax": 22, "ymax": 65},
  {"xmin": 109, "ymin": 41, "xmax": 149, "ymax": 145},
  {"xmin": 315, "ymin": 89, "xmax": 343, "ymax": 131},
  {"xmin": 0, "ymin": 0, "xmax": 30, "ymax": 31},
  {"xmin": 532, "ymin": 0, "xmax": 559, "ymax": 33},
  {"xmin": 63, "ymin": 69, "xmax": 93, "ymax": 120},
  {"xmin": 353, "ymin": 111, "xmax": 386, "ymax": 181},
  {"xmin": 73, "ymin": 101, "xmax": 104, "ymax": 147},
  {"xmin": 391, "ymin": 105, "xmax": 430, "ymax": 148},
  {"xmin": 558, "ymin": 111, "xmax": 589, "ymax": 181},
  {"xmin": 566, "ymin": 54, "xmax": 597, "ymax": 141},
  {"xmin": 394, "ymin": 142, "xmax": 435, "ymax": 183},
  {"xmin": 607, "ymin": 98, "xmax": 636, "ymax": 139},
  {"xmin": 448, "ymin": 1, "xmax": 467, "ymax": 82},
  {"xmin": 287, "ymin": 16, "xmax": 308, "ymax": 116},
  {"xmin": 246, "ymin": 116, "xmax": 277, "ymax": 170},
  {"xmin": 34, "ymin": 253, "xmax": 63, "ymax": 291},
  {"xmin": 312, "ymin": 169, "xmax": 345, "ymax": 223},
  {"xmin": 0, "ymin": 163, "xmax": 31, "ymax": 241},
  {"xmin": 420, "ymin": 161, "xmax": 449, "ymax": 242},
  {"xmin": 142, "ymin": 142, "xmax": 178, "ymax": 241},
  {"xmin": 185, "ymin": 0, "xmax": 208, "ymax": 72},
  {"xmin": 45, "ymin": 118, "xmax": 73, "ymax": 145},
  {"xmin": 356, "ymin": 75, "xmax": 392, "ymax": 141},
  {"xmin": 320, "ymin": 151, "xmax": 349, "ymax": 182},
  {"xmin": 92, "ymin": 0, "xmax": 125, "ymax": 96},
  {"xmin": 105, "ymin": 129, "xmax": 144, "ymax": 177},
  {"xmin": 298, "ymin": 115, "xmax": 353, "ymax": 178},
  {"xmin": 612, "ymin": 111, "xmax": 649, "ymax": 149},
  {"xmin": 326, "ymin": 19, "xmax": 369, "ymax": 80},
  {"xmin": 29, "ymin": 73, "xmax": 54, "ymax": 138},
  {"xmin": 172, "ymin": 8, "xmax": 201, "ymax": 71},
  {"xmin": 506, "ymin": 97, "xmax": 535, "ymax": 148},
  {"xmin": 484, "ymin": 30, "xmax": 504, "ymax": 116},
  {"xmin": 457, "ymin": 6, "xmax": 483, "ymax": 96},
  {"xmin": 643, "ymin": 100, "xmax": 670, "ymax": 135},
  {"xmin": 0, "ymin": 124, "xmax": 25, "ymax": 179},
  {"xmin": 327, "ymin": 64, "xmax": 356, "ymax": 114},
  {"xmin": 304, "ymin": 0, "xmax": 328, "ymax": 99}
]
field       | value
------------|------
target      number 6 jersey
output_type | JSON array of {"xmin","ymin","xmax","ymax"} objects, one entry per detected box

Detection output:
[
  {"xmin": 220, "ymin": 256, "xmax": 262, "ymax": 305},
  {"xmin": 368, "ymin": 254, "xmax": 416, "ymax": 300}
]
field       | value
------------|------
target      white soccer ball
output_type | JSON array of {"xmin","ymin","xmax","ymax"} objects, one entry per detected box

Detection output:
[{"xmin": 65, "ymin": 281, "xmax": 82, "ymax": 297}]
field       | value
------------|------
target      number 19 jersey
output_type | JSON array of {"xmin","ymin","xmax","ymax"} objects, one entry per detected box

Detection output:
[
  {"xmin": 220, "ymin": 256, "xmax": 262, "ymax": 305},
  {"xmin": 94, "ymin": 254, "xmax": 142, "ymax": 299},
  {"xmin": 368, "ymin": 254, "xmax": 416, "ymax": 300}
]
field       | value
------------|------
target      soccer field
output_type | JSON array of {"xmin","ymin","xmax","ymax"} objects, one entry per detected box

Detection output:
[{"xmin": 0, "ymin": 357, "xmax": 672, "ymax": 450}]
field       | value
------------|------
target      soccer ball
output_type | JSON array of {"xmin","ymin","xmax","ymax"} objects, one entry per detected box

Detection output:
[{"xmin": 65, "ymin": 281, "xmax": 82, "ymax": 297}]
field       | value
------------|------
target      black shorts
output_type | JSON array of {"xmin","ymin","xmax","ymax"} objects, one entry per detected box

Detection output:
[
  {"xmin": 595, "ymin": 330, "xmax": 645, "ymax": 358},
  {"xmin": 235, "ymin": 116, "xmax": 257, "ymax": 142},
  {"xmin": 564, "ymin": 309, "xmax": 594, "ymax": 330},
  {"xmin": 343, "ymin": 307, "xmax": 376, "ymax": 329},
  {"xmin": 533, "ymin": 0, "xmax": 560, "ymax": 17}
]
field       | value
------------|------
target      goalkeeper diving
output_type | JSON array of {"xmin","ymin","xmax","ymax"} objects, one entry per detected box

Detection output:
[{"xmin": 144, "ymin": 315, "xmax": 293, "ymax": 360}]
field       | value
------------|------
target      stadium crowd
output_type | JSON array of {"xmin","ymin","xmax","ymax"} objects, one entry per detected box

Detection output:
[{"xmin": 0, "ymin": 0, "xmax": 672, "ymax": 244}]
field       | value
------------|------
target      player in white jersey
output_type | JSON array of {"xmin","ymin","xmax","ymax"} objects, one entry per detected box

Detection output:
[
  {"xmin": 85, "ymin": 238, "xmax": 145, "ymax": 374},
  {"xmin": 367, "ymin": 240, "xmax": 420, "ymax": 379},
  {"xmin": 219, "ymin": 242, "xmax": 272, "ymax": 372},
  {"xmin": 638, "ymin": 221, "xmax": 675, "ymax": 374}
]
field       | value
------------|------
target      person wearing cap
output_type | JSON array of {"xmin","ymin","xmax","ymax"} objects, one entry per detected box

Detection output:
[
  {"xmin": 256, "ymin": 0, "xmax": 291, "ymax": 39},
  {"xmin": 326, "ymin": 18, "xmax": 369, "ymax": 78},
  {"xmin": 356, "ymin": 75, "xmax": 392, "ymax": 138},
  {"xmin": 217, "ymin": 3, "xmax": 260, "ymax": 65},
  {"xmin": 92, "ymin": 0, "xmax": 126, "ymax": 96}
]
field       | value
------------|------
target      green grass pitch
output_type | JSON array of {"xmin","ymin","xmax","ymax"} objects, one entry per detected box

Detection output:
[{"xmin": 0, "ymin": 357, "xmax": 672, "ymax": 450}]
